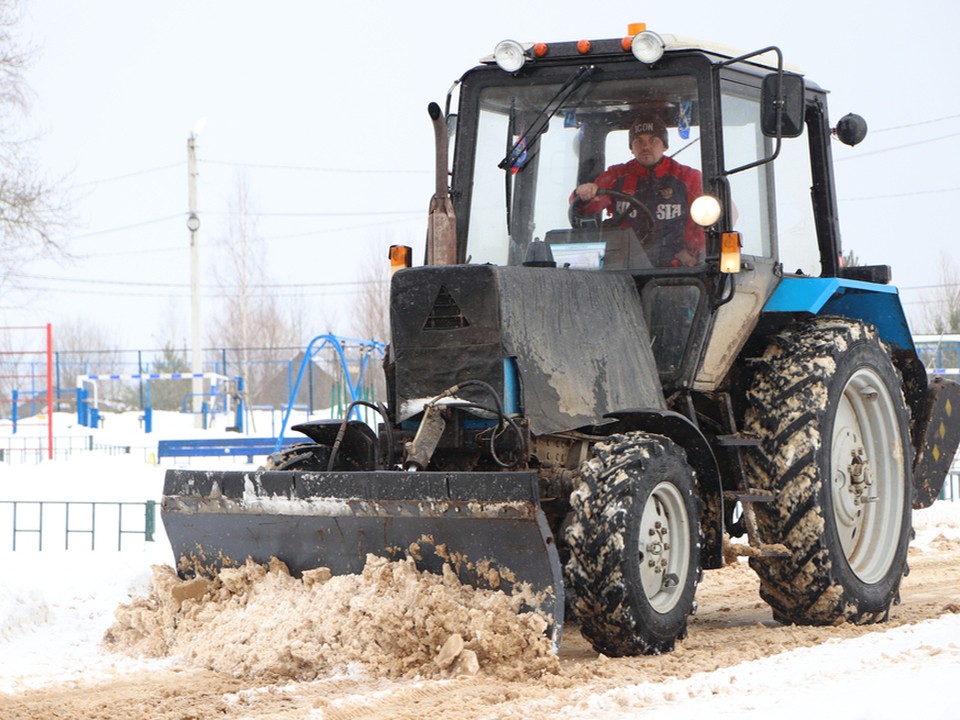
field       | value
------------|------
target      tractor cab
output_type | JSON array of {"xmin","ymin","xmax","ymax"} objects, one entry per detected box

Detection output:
[{"xmin": 442, "ymin": 29, "xmax": 840, "ymax": 390}]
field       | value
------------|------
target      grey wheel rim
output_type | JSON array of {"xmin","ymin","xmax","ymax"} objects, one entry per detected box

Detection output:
[
  {"xmin": 638, "ymin": 480, "xmax": 691, "ymax": 613},
  {"xmin": 830, "ymin": 366, "xmax": 906, "ymax": 584}
]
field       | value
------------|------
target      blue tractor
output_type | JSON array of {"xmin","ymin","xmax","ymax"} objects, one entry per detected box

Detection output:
[{"xmin": 163, "ymin": 26, "xmax": 960, "ymax": 656}]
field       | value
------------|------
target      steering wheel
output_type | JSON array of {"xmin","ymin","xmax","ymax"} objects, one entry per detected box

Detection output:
[{"xmin": 570, "ymin": 188, "xmax": 656, "ymax": 246}]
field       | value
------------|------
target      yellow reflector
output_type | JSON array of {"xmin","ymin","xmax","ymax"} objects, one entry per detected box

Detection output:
[{"xmin": 720, "ymin": 232, "xmax": 742, "ymax": 274}]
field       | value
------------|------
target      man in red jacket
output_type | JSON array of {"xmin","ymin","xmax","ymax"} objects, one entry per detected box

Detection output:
[{"xmin": 573, "ymin": 116, "xmax": 704, "ymax": 267}]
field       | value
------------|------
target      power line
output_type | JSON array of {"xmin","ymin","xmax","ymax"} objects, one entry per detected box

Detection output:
[
  {"xmin": 898, "ymin": 282, "xmax": 960, "ymax": 293},
  {"xmin": 18, "ymin": 273, "xmax": 387, "ymax": 290},
  {"xmin": 55, "ymin": 207, "xmax": 423, "ymax": 246},
  {"xmin": 835, "ymin": 130, "xmax": 960, "ymax": 161},
  {"xmin": 201, "ymin": 158, "xmax": 431, "ymax": 175},
  {"xmin": 59, "ymin": 214, "xmax": 184, "ymax": 241},
  {"xmin": 203, "ymin": 209, "xmax": 422, "ymax": 218},
  {"xmin": 872, "ymin": 112, "xmax": 960, "ymax": 133},
  {"xmin": 14, "ymin": 283, "xmax": 376, "ymax": 300},
  {"xmin": 840, "ymin": 186, "xmax": 960, "ymax": 202},
  {"xmin": 74, "ymin": 163, "xmax": 186, "ymax": 188}
]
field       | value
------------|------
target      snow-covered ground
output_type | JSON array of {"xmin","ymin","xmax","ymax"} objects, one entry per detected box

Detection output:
[{"xmin": 1, "ymin": 410, "xmax": 959, "ymax": 718}]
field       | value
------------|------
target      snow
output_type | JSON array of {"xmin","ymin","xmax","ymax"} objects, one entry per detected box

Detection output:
[
  {"xmin": 1, "ymin": 410, "xmax": 960, "ymax": 717},
  {"xmin": 562, "ymin": 615, "xmax": 960, "ymax": 719}
]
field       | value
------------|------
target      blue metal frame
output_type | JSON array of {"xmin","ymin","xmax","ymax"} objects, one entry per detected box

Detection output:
[
  {"xmin": 763, "ymin": 277, "xmax": 915, "ymax": 352},
  {"xmin": 276, "ymin": 334, "xmax": 387, "ymax": 451}
]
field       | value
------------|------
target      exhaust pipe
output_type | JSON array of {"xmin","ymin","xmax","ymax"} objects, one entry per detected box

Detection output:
[{"xmin": 426, "ymin": 102, "xmax": 458, "ymax": 266}]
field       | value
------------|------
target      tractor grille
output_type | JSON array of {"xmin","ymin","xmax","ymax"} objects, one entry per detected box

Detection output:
[{"xmin": 423, "ymin": 285, "xmax": 470, "ymax": 330}]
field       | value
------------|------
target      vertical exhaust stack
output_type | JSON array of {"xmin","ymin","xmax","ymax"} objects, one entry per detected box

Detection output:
[{"xmin": 426, "ymin": 102, "xmax": 458, "ymax": 266}]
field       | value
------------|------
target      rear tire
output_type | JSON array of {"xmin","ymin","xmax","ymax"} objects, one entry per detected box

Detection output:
[
  {"xmin": 744, "ymin": 317, "xmax": 912, "ymax": 625},
  {"xmin": 564, "ymin": 433, "xmax": 701, "ymax": 656}
]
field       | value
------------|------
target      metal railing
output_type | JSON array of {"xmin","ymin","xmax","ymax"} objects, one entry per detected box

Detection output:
[
  {"xmin": 0, "ymin": 434, "xmax": 155, "ymax": 464},
  {"xmin": 941, "ymin": 467, "xmax": 960, "ymax": 502},
  {"xmin": 0, "ymin": 500, "xmax": 156, "ymax": 551}
]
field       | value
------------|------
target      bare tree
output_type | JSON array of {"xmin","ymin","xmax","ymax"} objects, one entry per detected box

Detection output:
[
  {"xmin": 0, "ymin": 1, "xmax": 68, "ymax": 292},
  {"xmin": 55, "ymin": 317, "xmax": 127, "ymax": 409},
  {"xmin": 919, "ymin": 251, "xmax": 960, "ymax": 335},
  {"xmin": 209, "ymin": 177, "xmax": 305, "ymax": 407},
  {"xmin": 353, "ymin": 243, "xmax": 391, "ymax": 343}
]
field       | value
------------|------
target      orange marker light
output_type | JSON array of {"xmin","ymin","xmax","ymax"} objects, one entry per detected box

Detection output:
[
  {"xmin": 389, "ymin": 245, "xmax": 412, "ymax": 273},
  {"xmin": 720, "ymin": 232, "xmax": 742, "ymax": 274},
  {"xmin": 621, "ymin": 36, "xmax": 633, "ymax": 51},
  {"xmin": 577, "ymin": 39, "xmax": 591, "ymax": 54},
  {"xmin": 627, "ymin": 22, "xmax": 647, "ymax": 35},
  {"xmin": 533, "ymin": 42, "xmax": 549, "ymax": 57}
]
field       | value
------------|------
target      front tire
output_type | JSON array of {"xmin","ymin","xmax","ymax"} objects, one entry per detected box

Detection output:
[
  {"xmin": 564, "ymin": 433, "xmax": 701, "ymax": 656},
  {"xmin": 744, "ymin": 317, "xmax": 912, "ymax": 625}
]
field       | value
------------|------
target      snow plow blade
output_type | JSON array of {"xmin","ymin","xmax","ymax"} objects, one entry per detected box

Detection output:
[{"xmin": 161, "ymin": 468, "xmax": 564, "ymax": 645}]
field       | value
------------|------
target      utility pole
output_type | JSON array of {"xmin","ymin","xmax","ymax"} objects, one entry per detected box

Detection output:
[{"xmin": 187, "ymin": 133, "xmax": 203, "ymax": 427}]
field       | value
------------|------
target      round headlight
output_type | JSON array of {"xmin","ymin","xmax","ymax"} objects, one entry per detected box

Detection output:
[
  {"xmin": 494, "ymin": 39, "xmax": 527, "ymax": 73},
  {"xmin": 690, "ymin": 195, "xmax": 722, "ymax": 227},
  {"xmin": 631, "ymin": 31, "xmax": 664, "ymax": 64}
]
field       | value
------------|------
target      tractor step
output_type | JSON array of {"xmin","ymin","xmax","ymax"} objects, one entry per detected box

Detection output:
[{"xmin": 722, "ymin": 489, "xmax": 790, "ymax": 559}]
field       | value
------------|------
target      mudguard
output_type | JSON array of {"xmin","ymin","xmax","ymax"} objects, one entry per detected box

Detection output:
[{"xmin": 912, "ymin": 375, "xmax": 960, "ymax": 508}]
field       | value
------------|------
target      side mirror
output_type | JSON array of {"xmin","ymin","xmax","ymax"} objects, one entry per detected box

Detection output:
[{"xmin": 761, "ymin": 73, "xmax": 805, "ymax": 138}]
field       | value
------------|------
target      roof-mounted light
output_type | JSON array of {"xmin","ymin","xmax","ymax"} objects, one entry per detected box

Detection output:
[
  {"xmin": 494, "ymin": 39, "xmax": 527, "ymax": 72},
  {"xmin": 631, "ymin": 30, "xmax": 665, "ymax": 64}
]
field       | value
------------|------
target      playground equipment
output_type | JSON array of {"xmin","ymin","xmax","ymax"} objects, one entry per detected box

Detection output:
[
  {"xmin": 275, "ymin": 334, "xmax": 387, "ymax": 449},
  {"xmin": 0, "ymin": 324, "xmax": 54, "ymax": 458},
  {"xmin": 76, "ymin": 371, "xmax": 240, "ymax": 432}
]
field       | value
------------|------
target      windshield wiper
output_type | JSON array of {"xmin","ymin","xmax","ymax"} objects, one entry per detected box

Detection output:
[{"xmin": 498, "ymin": 64, "xmax": 596, "ymax": 173}]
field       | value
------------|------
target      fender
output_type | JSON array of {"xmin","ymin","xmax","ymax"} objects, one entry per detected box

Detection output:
[
  {"xmin": 763, "ymin": 276, "xmax": 913, "ymax": 351},
  {"xmin": 290, "ymin": 419, "xmax": 378, "ymax": 469},
  {"xmin": 603, "ymin": 408, "xmax": 725, "ymax": 570}
]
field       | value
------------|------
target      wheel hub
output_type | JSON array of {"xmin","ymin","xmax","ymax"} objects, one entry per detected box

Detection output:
[{"xmin": 638, "ymin": 483, "xmax": 689, "ymax": 612}]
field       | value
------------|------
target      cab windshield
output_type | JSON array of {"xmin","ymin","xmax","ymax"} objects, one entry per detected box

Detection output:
[{"xmin": 463, "ymin": 73, "xmax": 702, "ymax": 270}]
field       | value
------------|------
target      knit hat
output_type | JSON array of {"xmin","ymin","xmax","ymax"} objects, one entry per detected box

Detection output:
[{"xmin": 629, "ymin": 116, "xmax": 669, "ymax": 149}]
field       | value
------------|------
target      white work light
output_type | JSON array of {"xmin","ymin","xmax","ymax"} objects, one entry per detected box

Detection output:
[
  {"xmin": 494, "ymin": 39, "xmax": 527, "ymax": 72},
  {"xmin": 690, "ymin": 195, "xmax": 722, "ymax": 227},
  {"xmin": 631, "ymin": 31, "xmax": 665, "ymax": 64}
]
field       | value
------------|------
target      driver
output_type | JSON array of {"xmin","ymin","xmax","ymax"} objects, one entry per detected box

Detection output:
[{"xmin": 573, "ymin": 116, "xmax": 705, "ymax": 267}]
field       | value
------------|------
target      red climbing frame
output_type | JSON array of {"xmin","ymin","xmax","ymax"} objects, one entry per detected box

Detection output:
[{"xmin": 0, "ymin": 323, "xmax": 54, "ymax": 460}]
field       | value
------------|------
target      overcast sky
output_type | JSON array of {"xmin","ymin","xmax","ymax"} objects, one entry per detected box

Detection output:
[{"xmin": 12, "ymin": 0, "xmax": 960, "ymax": 352}]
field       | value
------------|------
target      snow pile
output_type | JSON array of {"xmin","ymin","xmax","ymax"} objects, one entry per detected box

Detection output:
[{"xmin": 103, "ymin": 554, "xmax": 559, "ymax": 681}]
